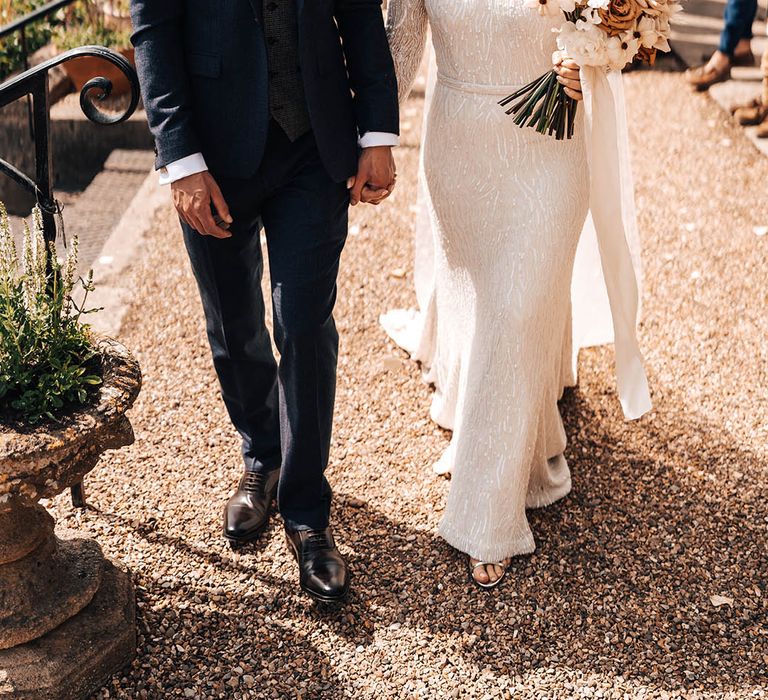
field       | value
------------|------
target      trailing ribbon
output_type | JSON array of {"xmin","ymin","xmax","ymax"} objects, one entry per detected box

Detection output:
[{"xmin": 580, "ymin": 66, "xmax": 652, "ymax": 420}]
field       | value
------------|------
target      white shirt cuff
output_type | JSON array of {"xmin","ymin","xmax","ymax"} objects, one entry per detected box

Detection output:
[
  {"xmin": 358, "ymin": 132, "xmax": 400, "ymax": 148},
  {"xmin": 158, "ymin": 152, "xmax": 208, "ymax": 185}
]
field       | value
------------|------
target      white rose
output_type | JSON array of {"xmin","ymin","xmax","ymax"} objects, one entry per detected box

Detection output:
[{"xmin": 557, "ymin": 21, "xmax": 609, "ymax": 66}]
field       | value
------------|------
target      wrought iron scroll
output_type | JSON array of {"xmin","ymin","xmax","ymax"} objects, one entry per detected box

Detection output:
[{"xmin": 0, "ymin": 45, "xmax": 141, "ymax": 243}]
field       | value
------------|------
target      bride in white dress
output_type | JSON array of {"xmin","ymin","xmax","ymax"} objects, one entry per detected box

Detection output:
[{"xmin": 383, "ymin": 0, "xmax": 652, "ymax": 587}]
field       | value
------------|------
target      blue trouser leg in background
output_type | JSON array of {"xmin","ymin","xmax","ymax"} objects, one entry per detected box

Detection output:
[{"xmin": 719, "ymin": 0, "xmax": 758, "ymax": 55}]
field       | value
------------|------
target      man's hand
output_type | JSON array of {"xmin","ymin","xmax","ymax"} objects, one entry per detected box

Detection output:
[
  {"xmin": 349, "ymin": 146, "xmax": 396, "ymax": 206},
  {"xmin": 172, "ymin": 171, "xmax": 233, "ymax": 238}
]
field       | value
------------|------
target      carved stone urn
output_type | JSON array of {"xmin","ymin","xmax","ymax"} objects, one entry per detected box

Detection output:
[{"xmin": 0, "ymin": 338, "xmax": 141, "ymax": 699}]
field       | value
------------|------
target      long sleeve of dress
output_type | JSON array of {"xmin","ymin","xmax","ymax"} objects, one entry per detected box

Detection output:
[{"xmin": 386, "ymin": 0, "xmax": 429, "ymax": 103}]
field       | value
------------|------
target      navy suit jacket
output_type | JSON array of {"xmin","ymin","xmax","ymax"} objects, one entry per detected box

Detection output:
[{"xmin": 130, "ymin": 0, "xmax": 399, "ymax": 182}]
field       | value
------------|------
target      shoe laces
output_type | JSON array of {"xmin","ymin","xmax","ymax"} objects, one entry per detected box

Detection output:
[
  {"xmin": 243, "ymin": 471, "xmax": 266, "ymax": 494},
  {"xmin": 304, "ymin": 530, "xmax": 331, "ymax": 552}
]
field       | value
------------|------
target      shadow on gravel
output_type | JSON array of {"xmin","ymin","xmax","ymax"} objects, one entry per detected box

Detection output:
[
  {"xmin": 318, "ymin": 387, "xmax": 766, "ymax": 696},
  {"xmin": 95, "ymin": 383, "xmax": 766, "ymax": 697},
  {"xmin": 87, "ymin": 383, "xmax": 765, "ymax": 697}
]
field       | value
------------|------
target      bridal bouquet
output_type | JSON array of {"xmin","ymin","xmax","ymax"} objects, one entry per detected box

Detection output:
[{"xmin": 499, "ymin": 0, "xmax": 681, "ymax": 139}]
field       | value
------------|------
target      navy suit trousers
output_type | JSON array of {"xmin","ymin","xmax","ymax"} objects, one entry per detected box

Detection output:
[{"xmin": 182, "ymin": 121, "xmax": 349, "ymax": 530}]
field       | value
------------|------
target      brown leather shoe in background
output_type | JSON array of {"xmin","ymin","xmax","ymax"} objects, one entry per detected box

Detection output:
[
  {"xmin": 685, "ymin": 63, "xmax": 731, "ymax": 91},
  {"xmin": 702, "ymin": 48, "xmax": 754, "ymax": 67},
  {"xmin": 731, "ymin": 97, "xmax": 760, "ymax": 115},
  {"xmin": 757, "ymin": 117, "xmax": 768, "ymax": 139},
  {"xmin": 732, "ymin": 50, "xmax": 756, "ymax": 67},
  {"xmin": 734, "ymin": 101, "xmax": 768, "ymax": 126}
]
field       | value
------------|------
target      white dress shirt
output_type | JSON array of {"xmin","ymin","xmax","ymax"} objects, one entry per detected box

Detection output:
[{"xmin": 158, "ymin": 131, "xmax": 400, "ymax": 185}]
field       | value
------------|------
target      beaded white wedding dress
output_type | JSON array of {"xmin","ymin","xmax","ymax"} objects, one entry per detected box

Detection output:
[{"xmin": 383, "ymin": 0, "xmax": 652, "ymax": 561}]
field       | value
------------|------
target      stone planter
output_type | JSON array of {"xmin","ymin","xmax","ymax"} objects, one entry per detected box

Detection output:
[{"xmin": 0, "ymin": 338, "xmax": 142, "ymax": 700}]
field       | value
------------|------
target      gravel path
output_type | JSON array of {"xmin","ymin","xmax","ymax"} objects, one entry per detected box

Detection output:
[{"xmin": 47, "ymin": 71, "xmax": 767, "ymax": 699}]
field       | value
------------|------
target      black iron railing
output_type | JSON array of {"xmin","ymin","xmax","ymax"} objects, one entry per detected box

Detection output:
[
  {"xmin": 0, "ymin": 45, "xmax": 140, "ymax": 242},
  {"xmin": 0, "ymin": 45, "xmax": 140, "ymax": 507}
]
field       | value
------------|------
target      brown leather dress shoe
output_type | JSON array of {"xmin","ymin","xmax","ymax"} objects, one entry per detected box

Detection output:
[
  {"xmin": 223, "ymin": 469, "xmax": 280, "ymax": 548},
  {"xmin": 702, "ymin": 49, "xmax": 754, "ymax": 67},
  {"xmin": 731, "ymin": 97, "xmax": 761, "ymax": 115},
  {"xmin": 685, "ymin": 63, "xmax": 731, "ymax": 91},
  {"xmin": 285, "ymin": 526, "xmax": 350, "ymax": 603},
  {"xmin": 734, "ymin": 102, "xmax": 768, "ymax": 126}
]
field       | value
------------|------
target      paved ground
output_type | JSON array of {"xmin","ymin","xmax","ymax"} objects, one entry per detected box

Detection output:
[
  {"xmin": 8, "ymin": 149, "xmax": 155, "ymax": 282},
  {"xmin": 44, "ymin": 68, "xmax": 767, "ymax": 699}
]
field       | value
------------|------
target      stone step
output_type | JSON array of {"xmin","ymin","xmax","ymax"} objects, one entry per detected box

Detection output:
[
  {"xmin": 671, "ymin": 2, "xmax": 768, "ymax": 159},
  {"xmin": 1, "ymin": 89, "xmax": 152, "ymax": 215},
  {"xmin": 671, "ymin": 0, "xmax": 767, "ymax": 69},
  {"xmin": 55, "ymin": 148, "xmax": 155, "ymax": 275}
]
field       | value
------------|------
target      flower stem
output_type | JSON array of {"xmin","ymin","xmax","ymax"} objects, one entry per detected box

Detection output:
[{"xmin": 500, "ymin": 70, "xmax": 579, "ymax": 140}]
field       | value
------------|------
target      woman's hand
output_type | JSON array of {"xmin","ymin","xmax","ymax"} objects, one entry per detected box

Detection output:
[{"xmin": 553, "ymin": 52, "xmax": 584, "ymax": 101}]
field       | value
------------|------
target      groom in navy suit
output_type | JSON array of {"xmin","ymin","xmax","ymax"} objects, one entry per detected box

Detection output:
[{"xmin": 130, "ymin": 0, "xmax": 399, "ymax": 602}]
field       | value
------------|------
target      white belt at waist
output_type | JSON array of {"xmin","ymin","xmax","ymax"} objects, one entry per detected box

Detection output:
[{"xmin": 436, "ymin": 72, "xmax": 522, "ymax": 95}]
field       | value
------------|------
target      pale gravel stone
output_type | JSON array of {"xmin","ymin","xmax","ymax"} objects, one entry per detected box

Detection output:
[{"xmin": 44, "ymin": 70, "xmax": 768, "ymax": 699}]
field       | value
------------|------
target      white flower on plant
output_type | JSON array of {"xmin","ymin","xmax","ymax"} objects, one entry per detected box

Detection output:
[
  {"xmin": 21, "ymin": 217, "xmax": 47, "ymax": 321},
  {"xmin": 557, "ymin": 21, "xmax": 609, "ymax": 66},
  {"xmin": 0, "ymin": 203, "xmax": 17, "ymax": 289},
  {"xmin": 587, "ymin": 0, "xmax": 611, "ymax": 9}
]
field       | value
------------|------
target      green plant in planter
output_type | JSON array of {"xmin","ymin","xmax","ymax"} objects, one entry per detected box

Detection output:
[
  {"xmin": 0, "ymin": 204, "xmax": 102, "ymax": 424},
  {"xmin": 0, "ymin": 0, "xmax": 61, "ymax": 81},
  {"xmin": 53, "ymin": 0, "xmax": 131, "ymax": 52}
]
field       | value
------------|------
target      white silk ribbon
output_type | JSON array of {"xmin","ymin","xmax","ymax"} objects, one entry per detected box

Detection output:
[{"xmin": 580, "ymin": 66, "xmax": 652, "ymax": 420}]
